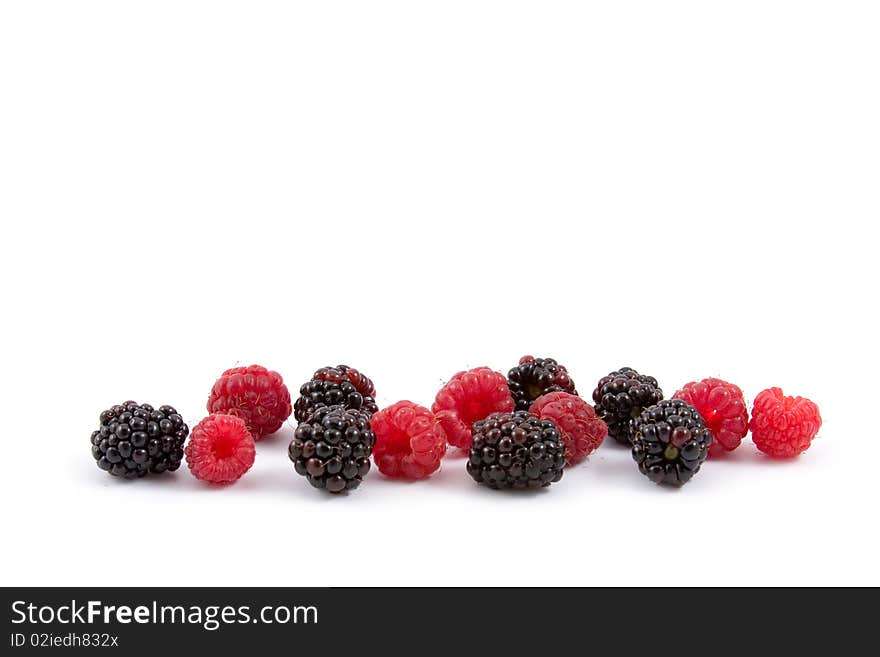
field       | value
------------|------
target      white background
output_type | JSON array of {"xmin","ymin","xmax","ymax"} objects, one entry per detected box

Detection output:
[{"xmin": 1, "ymin": 1, "xmax": 877, "ymax": 587}]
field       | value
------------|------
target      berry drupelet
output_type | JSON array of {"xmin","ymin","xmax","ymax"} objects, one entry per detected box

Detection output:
[
  {"xmin": 293, "ymin": 365, "xmax": 378, "ymax": 423},
  {"xmin": 466, "ymin": 411, "xmax": 566, "ymax": 490},
  {"xmin": 631, "ymin": 399, "xmax": 712, "ymax": 486},
  {"xmin": 90, "ymin": 401, "xmax": 189, "ymax": 478},
  {"xmin": 507, "ymin": 355, "xmax": 577, "ymax": 411},
  {"xmin": 592, "ymin": 367, "xmax": 663, "ymax": 444},
  {"xmin": 289, "ymin": 405, "xmax": 375, "ymax": 493}
]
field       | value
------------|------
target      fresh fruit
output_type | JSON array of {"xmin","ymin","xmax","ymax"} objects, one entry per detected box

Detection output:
[
  {"xmin": 673, "ymin": 378, "xmax": 749, "ymax": 457},
  {"xmin": 207, "ymin": 364, "xmax": 292, "ymax": 439},
  {"xmin": 293, "ymin": 365, "xmax": 378, "ymax": 423},
  {"xmin": 592, "ymin": 367, "xmax": 663, "ymax": 444},
  {"xmin": 750, "ymin": 387, "xmax": 822, "ymax": 458},
  {"xmin": 371, "ymin": 401, "xmax": 447, "ymax": 479},
  {"xmin": 507, "ymin": 355, "xmax": 577, "ymax": 411},
  {"xmin": 288, "ymin": 405, "xmax": 375, "ymax": 493},
  {"xmin": 90, "ymin": 401, "xmax": 188, "ymax": 478},
  {"xmin": 185, "ymin": 414, "xmax": 255, "ymax": 483},
  {"xmin": 631, "ymin": 399, "xmax": 712, "ymax": 486},
  {"xmin": 432, "ymin": 367, "xmax": 515, "ymax": 450},
  {"xmin": 529, "ymin": 392, "xmax": 607, "ymax": 465},
  {"xmin": 466, "ymin": 411, "xmax": 565, "ymax": 489}
]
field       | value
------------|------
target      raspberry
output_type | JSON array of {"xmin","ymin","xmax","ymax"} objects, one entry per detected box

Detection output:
[
  {"xmin": 207, "ymin": 364, "xmax": 292, "ymax": 439},
  {"xmin": 293, "ymin": 364, "xmax": 378, "ymax": 422},
  {"xmin": 90, "ymin": 401, "xmax": 188, "ymax": 478},
  {"xmin": 529, "ymin": 392, "xmax": 607, "ymax": 465},
  {"xmin": 288, "ymin": 405, "xmax": 374, "ymax": 493},
  {"xmin": 673, "ymin": 378, "xmax": 749, "ymax": 457},
  {"xmin": 371, "ymin": 401, "xmax": 447, "ymax": 479},
  {"xmin": 432, "ymin": 367, "xmax": 515, "ymax": 450},
  {"xmin": 592, "ymin": 367, "xmax": 663, "ymax": 444},
  {"xmin": 185, "ymin": 414, "xmax": 255, "ymax": 483},
  {"xmin": 507, "ymin": 355, "xmax": 577, "ymax": 411},
  {"xmin": 750, "ymin": 387, "xmax": 822, "ymax": 458},
  {"xmin": 467, "ymin": 411, "xmax": 566, "ymax": 489},
  {"xmin": 631, "ymin": 399, "xmax": 712, "ymax": 486}
]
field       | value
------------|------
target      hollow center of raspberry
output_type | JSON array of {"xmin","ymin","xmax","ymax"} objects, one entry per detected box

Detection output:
[
  {"xmin": 212, "ymin": 435, "xmax": 238, "ymax": 460},
  {"xmin": 385, "ymin": 426, "xmax": 414, "ymax": 456}
]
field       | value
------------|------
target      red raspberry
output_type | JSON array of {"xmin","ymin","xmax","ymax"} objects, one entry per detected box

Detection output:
[
  {"xmin": 185, "ymin": 414, "xmax": 256, "ymax": 483},
  {"xmin": 673, "ymin": 378, "xmax": 749, "ymax": 457},
  {"xmin": 207, "ymin": 364, "xmax": 292, "ymax": 439},
  {"xmin": 432, "ymin": 367, "xmax": 515, "ymax": 450},
  {"xmin": 529, "ymin": 392, "xmax": 607, "ymax": 465},
  {"xmin": 750, "ymin": 387, "xmax": 822, "ymax": 458},
  {"xmin": 371, "ymin": 401, "xmax": 447, "ymax": 479}
]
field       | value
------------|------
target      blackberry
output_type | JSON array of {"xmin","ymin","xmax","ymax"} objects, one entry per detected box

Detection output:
[
  {"xmin": 289, "ymin": 405, "xmax": 375, "ymax": 493},
  {"xmin": 293, "ymin": 365, "xmax": 378, "ymax": 422},
  {"xmin": 507, "ymin": 355, "xmax": 577, "ymax": 412},
  {"xmin": 466, "ymin": 411, "xmax": 565, "ymax": 489},
  {"xmin": 90, "ymin": 401, "xmax": 188, "ymax": 479},
  {"xmin": 592, "ymin": 367, "xmax": 663, "ymax": 444},
  {"xmin": 631, "ymin": 399, "xmax": 712, "ymax": 486}
]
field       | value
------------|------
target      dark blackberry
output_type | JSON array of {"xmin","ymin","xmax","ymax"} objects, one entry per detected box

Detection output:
[
  {"xmin": 90, "ymin": 401, "xmax": 188, "ymax": 479},
  {"xmin": 288, "ymin": 405, "xmax": 375, "ymax": 493},
  {"xmin": 293, "ymin": 364, "xmax": 378, "ymax": 422},
  {"xmin": 507, "ymin": 355, "xmax": 577, "ymax": 411},
  {"xmin": 592, "ymin": 367, "xmax": 663, "ymax": 444},
  {"xmin": 466, "ymin": 411, "xmax": 565, "ymax": 490},
  {"xmin": 631, "ymin": 399, "xmax": 712, "ymax": 486}
]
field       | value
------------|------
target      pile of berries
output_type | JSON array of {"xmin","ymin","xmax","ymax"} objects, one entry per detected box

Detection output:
[
  {"xmin": 89, "ymin": 356, "xmax": 823, "ymax": 493},
  {"xmin": 287, "ymin": 365, "xmax": 378, "ymax": 493}
]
